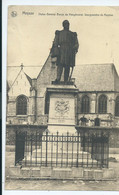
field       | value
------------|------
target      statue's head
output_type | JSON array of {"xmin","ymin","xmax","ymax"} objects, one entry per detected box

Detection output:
[{"xmin": 62, "ymin": 20, "xmax": 70, "ymax": 30}]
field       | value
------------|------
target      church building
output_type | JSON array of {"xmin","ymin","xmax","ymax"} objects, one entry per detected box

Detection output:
[{"xmin": 6, "ymin": 54, "xmax": 119, "ymax": 128}]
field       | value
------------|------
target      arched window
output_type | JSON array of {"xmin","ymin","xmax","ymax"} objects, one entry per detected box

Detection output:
[
  {"xmin": 81, "ymin": 95, "xmax": 90, "ymax": 113},
  {"xmin": 115, "ymin": 96, "xmax": 119, "ymax": 116},
  {"xmin": 16, "ymin": 95, "xmax": 27, "ymax": 115},
  {"xmin": 98, "ymin": 95, "xmax": 107, "ymax": 114}
]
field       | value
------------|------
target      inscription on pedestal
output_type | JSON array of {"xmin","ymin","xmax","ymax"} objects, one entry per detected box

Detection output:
[
  {"xmin": 49, "ymin": 94, "xmax": 75, "ymax": 125},
  {"xmin": 55, "ymin": 99, "xmax": 69, "ymax": 116}
]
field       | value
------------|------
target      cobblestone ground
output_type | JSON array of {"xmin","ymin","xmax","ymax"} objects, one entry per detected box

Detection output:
[{"xmin": 4, "ymin": 179, "xmax": 119, "ymax": 191}]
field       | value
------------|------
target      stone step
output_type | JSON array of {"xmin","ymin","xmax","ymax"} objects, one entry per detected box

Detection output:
[
  {"xmin": 31, "ymin": 149, "xmax": 92, "ymax": 159},
  {"xmin": 22, "ymin": 147, "xmax": 100, "ymax": 168},
  {"xmin": 22, "ymin": 155, "xmax": 99, "ymax": 167},
  {"xmin": 41, "ymin": 143, "xmax": 80, "ymax": 151}
]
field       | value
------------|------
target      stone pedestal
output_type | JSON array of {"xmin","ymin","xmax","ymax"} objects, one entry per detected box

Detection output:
[
  {"xmin": 22, "ymin": 84, "xmax": 98, "ymax": 168},
  {"xmin": 40, "ymin": 84, "xmax": 80, "ymax": 166},
  {"xmin": 46, "ymin": 84, "xmax": 79, "ymax": 134}
]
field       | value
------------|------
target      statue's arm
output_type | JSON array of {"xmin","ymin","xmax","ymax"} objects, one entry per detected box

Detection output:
[
  {"xmin": 51, "ymin": 30, "xmax": 60, "ymax": 57},
  {"xmin": 53, "ymin": 30, "xmax": 60, "ymax": 47},
  {"xmin": 74, "ymin": 32, "xmax": 79, "ymax": 53}
]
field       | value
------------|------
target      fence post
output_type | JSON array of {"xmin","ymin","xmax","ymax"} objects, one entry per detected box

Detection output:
[
  {"xmin": 107, "ymin": 131, "xmax": 110, "ymax": 168},
  {"xmin": 72, "ymin": 133, "xmax": 74, "ymax": 167},
  {"xmin": 76, "ymin": 131, "xmax": 79, "ymax": 167},
  {"xmin": 41, "ymin": 133, "xmax": 43, "ymax": 166},
  {"xmin": 61, "ymin": 133, "xmax": 63, "ymax": 167},
  {"xmin": 87, "ymin": 130, "xmax": 90, "ymax": 168},
  {"xmin": 15, "ymin": 130, "xmax": 17, "ymax": 166},
  {"xmin": 46, "ymin": 131, "xmax": 48, "ymax": 167},
  {"xmin": 51, "ymin": 133, "xmax": 53, "ymax": 167},
  {"xmin": 35, "ymin": 130, "xmax": 37, "ymax": 165},
  {"xmin": 25, "ymin": 131, "xmax": 27, "ymax": 166},
  {"xmin": 56, "ymin": 131, "xmax": 59, "ymax": 166},
  {"xmin": 67, "ymin": 132, "xmax": 69, "ymax": 167},
  {"xmin": 30, "ymin": 134, "xmax": 33, "ymax": 166},
  {"xmin": 83, "ymin": 131, "xmax": 85, "ymax": 151}
]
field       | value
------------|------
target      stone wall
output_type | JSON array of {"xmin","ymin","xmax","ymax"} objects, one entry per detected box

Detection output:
[
  {"xmin": 6, "ymin": 124, "xmax": 47, "ymax": 145},
  {"xmin": 6, "ymin": 125, "xmax": 119, "ymax": 148},
  {"xmin": 77, "ymin": 92, "xmax": 119, "ymax": 127},
  {"xmin": 36, "ymin": 55, "xmax": 57, "ymax": 118}
]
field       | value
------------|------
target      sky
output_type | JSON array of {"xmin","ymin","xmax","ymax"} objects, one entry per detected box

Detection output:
[{"xmin": 7, "ymin": 5, "xmax": 119, "ymax": 84}]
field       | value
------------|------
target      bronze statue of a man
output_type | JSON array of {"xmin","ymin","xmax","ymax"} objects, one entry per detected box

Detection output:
[{"xmin": 51, "ymin": 20, "xmax": 79, "ymax": 83}]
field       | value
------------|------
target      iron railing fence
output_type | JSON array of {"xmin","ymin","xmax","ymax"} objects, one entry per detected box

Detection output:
[{"xmin": 15, "ymin": 129, "xmax": 109, "ymax": 168}]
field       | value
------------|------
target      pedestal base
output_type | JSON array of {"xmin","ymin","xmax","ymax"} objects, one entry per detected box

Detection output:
[{"xmin": 47, "ymin": 124, "xmax": 77, "ymax": 135}]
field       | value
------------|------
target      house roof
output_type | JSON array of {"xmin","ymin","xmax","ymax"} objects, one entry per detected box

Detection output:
[{"xmin": 73, "ymin": 63, "xmax": 119, "ymax": 91}]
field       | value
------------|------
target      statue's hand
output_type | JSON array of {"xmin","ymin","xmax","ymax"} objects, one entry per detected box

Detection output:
[{"xmin": 74, "ymin": 49, "xmax": 78, "ymax": 54}]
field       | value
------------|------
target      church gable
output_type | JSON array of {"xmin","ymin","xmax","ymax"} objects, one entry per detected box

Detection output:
[
  {"xmin": 113, "ymin": 65, "xmax": 119, "ymax": 91},
  {"xmin": 37, "ymin": 54, "xmax": 56, "ymax": 86},
  {"xmin": 8, "ymin": 69, "xmax": 31, "ymax": 97}
]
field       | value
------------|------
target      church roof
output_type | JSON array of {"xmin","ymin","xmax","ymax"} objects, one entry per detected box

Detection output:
[
  {"xmin": 7, "ymin": 58, "xmax": 119, "ymax": 93},
  {"xmin": 36, "ymin": 54, "xmax": 119, "ymax": 92},
  {"xmin": 8, "ymin": 66, "xmax": 32, "ymax": 90},
  {"xmin": 73, "ymin": 63, "xmax": 119, "ymax": 91},
  {"xmin": 25, "ymin": 73, "xmax": 32, "ymax": 86}
]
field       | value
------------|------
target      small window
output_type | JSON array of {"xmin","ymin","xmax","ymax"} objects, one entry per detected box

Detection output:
[
  {"xmin": 94, "ymin": 118, "xmax": 100, "ymax": 126},
  {"xmin": 115, "ymin": 96, "xmax": 119, "ymax": 116},
  {"xmin": 16, "ymin": 95, "xmax": 27, "ymax": 115},
  {"xmin": 81, "ymin": 95, "xmax": 90, "ymax": 114},
  {"xmin": 98, "ymin": 95, "xmax": 107, "ymax": 114}
]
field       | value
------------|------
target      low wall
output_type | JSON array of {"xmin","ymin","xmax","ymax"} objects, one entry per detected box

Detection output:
[{"xmin": 8, "ymin": 166, "xmax": 115, "ymax": 181}]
